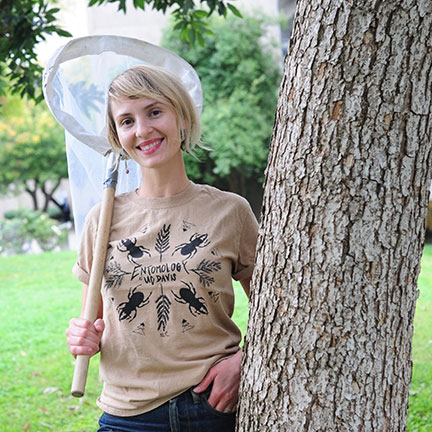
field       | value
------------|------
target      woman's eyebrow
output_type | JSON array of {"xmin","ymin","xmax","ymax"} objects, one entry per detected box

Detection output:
[
  {"xmin": 144, "ymin": 102, "xmax": 158, "ymax": 110},
  {"xmin": 115, "ymin": 102, "xmax": 159, "ymax": 120}
]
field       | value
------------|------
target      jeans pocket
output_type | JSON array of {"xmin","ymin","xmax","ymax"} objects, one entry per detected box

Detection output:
[{"xmin": 199, "ymin": 388, "xmax": 236, "ymax": 417}]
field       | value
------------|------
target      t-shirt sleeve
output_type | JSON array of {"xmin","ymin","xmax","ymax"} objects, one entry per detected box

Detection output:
[
  {"xmin": 72, "ymin": 205, "xmax": 100, "ymax": 285},
  {"xmin": 232, "ymin": 200, "xmax": 259, "ymax": 281}
]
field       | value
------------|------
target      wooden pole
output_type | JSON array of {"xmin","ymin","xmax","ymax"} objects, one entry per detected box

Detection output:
[{"xmin": 71, "ymin": 153, "xmax": 120, "ymax": 398}]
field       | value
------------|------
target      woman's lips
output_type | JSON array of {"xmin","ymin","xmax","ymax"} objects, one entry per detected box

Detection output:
[{"xmin": 137, "ymin": 138, "xmax": 163, "ymax": 155}]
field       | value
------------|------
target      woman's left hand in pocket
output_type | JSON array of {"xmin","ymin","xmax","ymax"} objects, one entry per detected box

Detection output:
[{"xmin": 193, "ymin": 349, "xmax": 242, "ymax": 413}]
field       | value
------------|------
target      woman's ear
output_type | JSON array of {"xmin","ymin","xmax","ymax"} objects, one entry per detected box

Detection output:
[{"xmin": 120, "ymin": 149, "xmax": 130, "ymax": 159}]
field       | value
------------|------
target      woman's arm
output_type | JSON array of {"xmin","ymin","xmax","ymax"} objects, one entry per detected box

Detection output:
[{"xmin": 193, "ymin": 275, "xmax": 252, "ymax": 412}]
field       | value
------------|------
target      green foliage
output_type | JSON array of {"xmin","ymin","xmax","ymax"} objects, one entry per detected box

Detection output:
[
  {"xmin": 0, "ymin": 209, "xmax": 68, "ymax": 254},
  {"xmin": 4, "ymin": 209, "xmax": 24, "ymax": 219},
  {"xmin": 1, "ymin": 0, "xmax": 240, "ymax": 103},
  {"xmin": 0, "ymin": 96, "xmax": 67, "ymax": 210},
  {"xmin": 0, "ymin": 0, "xmax": 72, "ymax": 102},
  {"xmin": 91, "ymin": 0, "xmax": 242, "ymax": 46},
  {"xmin": 162, "ymin": 14, "xmax": 281, "ymax": 195}
]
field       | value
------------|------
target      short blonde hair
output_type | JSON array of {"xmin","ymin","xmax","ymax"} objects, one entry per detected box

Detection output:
[{"xmin": 106, "ymin": 65, "xmax": 202, "ymax": 154}]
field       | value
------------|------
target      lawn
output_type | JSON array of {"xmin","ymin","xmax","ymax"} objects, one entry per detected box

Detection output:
[{"xmin": 0, "ymin": 248, "xmax": 430, "ymax": 431}]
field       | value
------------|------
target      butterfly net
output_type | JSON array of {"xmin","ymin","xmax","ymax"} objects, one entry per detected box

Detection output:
[{"xmin": 43, "ymin": 36, "xmax": 203, "ymax": 240}]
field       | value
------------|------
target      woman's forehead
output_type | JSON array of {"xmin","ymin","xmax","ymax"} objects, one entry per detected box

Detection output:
[{"xmin": 111, "ymin": 97, "xmax": 175, "ymax": 119}]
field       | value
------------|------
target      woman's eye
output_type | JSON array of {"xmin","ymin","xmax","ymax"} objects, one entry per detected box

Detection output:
[
  {"xmin": 121, "ymin": 118, "xmax": 133, "ymax": 127},
  {"xmin": 149, "ymin": 109, "xmax": 161, "ymax": 117}
]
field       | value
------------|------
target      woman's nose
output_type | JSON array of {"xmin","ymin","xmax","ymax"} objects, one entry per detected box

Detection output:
[{"xmin": 135, "ymin": 120, "xmax": 153, "ymax": 137}]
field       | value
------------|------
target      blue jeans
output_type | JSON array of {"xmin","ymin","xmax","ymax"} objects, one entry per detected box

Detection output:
[{"xmin": 97, "ymin": 387, "xmax": 236, "ymax": 432}]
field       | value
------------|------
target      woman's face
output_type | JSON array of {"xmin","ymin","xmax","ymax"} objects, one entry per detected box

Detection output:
[{"xmin": 111, "ymin": 97, "xmax": 182, "ymax": 172}]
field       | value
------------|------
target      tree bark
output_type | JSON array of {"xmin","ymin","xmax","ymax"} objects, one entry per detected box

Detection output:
[{"xmin": 238, "ymin": 1, "xmax": 432, "ymax": 431}]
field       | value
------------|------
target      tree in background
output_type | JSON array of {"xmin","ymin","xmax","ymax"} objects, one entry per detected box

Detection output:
[
  {"xmin": 0, "ymin": 0, "xmax": 72, "ymax": 103},
  {"xmin": 0, "ymin": 95, "xmax": 68, "ymax": 214},
  {"xmin": 162, "ymin": 14, "xmax": 281, "ymax": 212},
  {"xmin": 0, "ymin": 0, "xmax": 241, "ymax": 104}
]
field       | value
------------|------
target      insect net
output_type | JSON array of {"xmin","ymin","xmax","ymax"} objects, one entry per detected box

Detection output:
[{"xmin": 43, "ymin": 36, "xmax": 203, "ymax": 240}]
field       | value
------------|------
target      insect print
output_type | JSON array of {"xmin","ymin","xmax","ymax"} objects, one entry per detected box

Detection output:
[
  {"xmin": 172, "ymin": 233, "xmax": 210, "ymax": 272},
  {"xmin": 155, "ymin": 284, "xmax": 171, "ymax": 337},
  {"xmin": 155, "ymin": 224, "xmax": 171, "ymax": 262},
  {"xmin": 208, "ymin": 291, "xmax": 220, "ymax": 303},
  {"xmin": 117, "ymin": 237, "xmax": 151, "ymax": 265},
  {"xmin": 132, "ymin": 322, "xmax": 146, "ymax": 336},
  {"xmin": 117, "ymin": 285, "xmax": 152, "ymax": 322},
  {"xmin": 105, "ymin": 260, "xmax": 131, "ymax": 290},
  {"xmin": 211, "ymin": 248, "xmax": 221, "ymax": 257},
  {"xmin": 181, "ymin": 319, "xmax": 194, "ymax": 333},
  {"xmin": 191, "ymin": 259, "xmax": 222, "ymax": 287},
  {"xmin": 171, "ymin": 281, "xmax": 208, "ymax": 317},
  {"xmin": 182, "ymin": 220, "xmax": 196, "ymax": 232}
]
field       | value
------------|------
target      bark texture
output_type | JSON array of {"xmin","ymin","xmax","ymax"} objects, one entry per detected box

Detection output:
[{"xmin": 238, "ymin": 1, "xmax": 432, "ymax": 431}]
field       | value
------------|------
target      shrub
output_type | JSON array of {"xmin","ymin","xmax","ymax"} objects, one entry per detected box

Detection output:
[
  {"xmin": 3, "ymin": 209, "xmax": 27, "ymax": 219},
  {"xmin": 0, "ymin": 209, "xmax": 68, "ymax": 254},
  {"xmin": 161, "ymin": 13, "xmax": 281, "ymax": 205}
]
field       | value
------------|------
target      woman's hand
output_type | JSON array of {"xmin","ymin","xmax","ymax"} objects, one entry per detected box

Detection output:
[
  {"xmin": 66, "ymin": 318, "xmax": 105, "ymax": 357},
  {"xmin": 193, "ymin": 349, "xmax": 242, "ymax": 413}
]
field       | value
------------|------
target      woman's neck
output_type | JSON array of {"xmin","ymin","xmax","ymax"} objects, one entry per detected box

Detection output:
[{"xmin": 137, "ymin": 160, "xmax": 190, "ymax": 198}]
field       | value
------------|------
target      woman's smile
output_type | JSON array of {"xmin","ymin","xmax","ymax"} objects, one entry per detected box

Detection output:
[{"xmin": 137, "ymin": 138, "xmax": 164, "ymax": 155}]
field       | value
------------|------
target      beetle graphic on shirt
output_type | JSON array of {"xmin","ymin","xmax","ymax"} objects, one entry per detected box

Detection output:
[{"xmin": 105, "ymin": 222, "xmax": 222, "ymax": 337}]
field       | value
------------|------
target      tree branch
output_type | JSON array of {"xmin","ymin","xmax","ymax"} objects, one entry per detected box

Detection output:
[
  {"xmin": 41, "ymin": 178, "xmax": 62, "ymax": 212},
  {"xmin": 24, "ymin": 179, "xmax": 39, "ymax": 210}
]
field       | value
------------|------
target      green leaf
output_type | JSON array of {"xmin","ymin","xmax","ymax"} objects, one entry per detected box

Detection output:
[
  {"xmin": 188, "ymin": 27, "xmax": 196, "ymax": 44},
  {"xmin": 133, "ymin": 0, "xmax": 145, "ymax": 9},
  {"xmin": 194, "ymin": 10, "xmax": 209, "ymax": 19},
  {"xmin": 217, "ymin": 3, "xmax": 226, "ymax": 17},
  {"xmin": 201, "ymin": 28, "xmax": 215, "ymax": 35},
  {"xmin": 43, "ymin": 26, "xmax": 58, "ymax": 33},
  {"xmin": 173, "ymin": 21, "xmax": 184, "ymax": 30},
  {"xmin": 227, "ymin": 3, "xmax": 242, "ymax": 18},
  {"xmin": 180, "ymin": 26, "xmax": 190, "ymax": 42},
  {"xmin": 117, "ymin": 0, "xmax": 127, "ymax": 13},
  {"xmin": 55, "ymin": 29, "xmax": 73, "ymax": 38},
  {"xmin": 197, "ymin": 31, "xmax": 205, "ymax": 47}
]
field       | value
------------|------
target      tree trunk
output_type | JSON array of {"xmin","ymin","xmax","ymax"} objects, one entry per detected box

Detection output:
[
  {"xmin": 25, "ymin": 179, "xmax": 39, "ymax": 211},
  {"xmin": 238, "ymin": 1, "xmax": 432, "ymax": 431},
  {"xmin": 41, "ymin": 179, "xmax": 62, "ymax": 212}
]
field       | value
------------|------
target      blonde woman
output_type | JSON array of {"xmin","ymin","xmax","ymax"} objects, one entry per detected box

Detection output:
[{"xmin": 66, "ymin": 65, "xmax": 258, "ymax": 432}]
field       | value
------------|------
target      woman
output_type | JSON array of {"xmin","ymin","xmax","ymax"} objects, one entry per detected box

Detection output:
[{"xmin": 66, "ymin": 64, "xmax": 258, "ymax": 432}]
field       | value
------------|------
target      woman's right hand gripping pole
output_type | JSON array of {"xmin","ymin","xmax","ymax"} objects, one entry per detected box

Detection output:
[
  {"xmin": 66, "ymin": 318, "xmax": 105, "ymax": 357},
  {"xmin": 66, "ymin": 283, "xmax": 105, "ymax": 357}
]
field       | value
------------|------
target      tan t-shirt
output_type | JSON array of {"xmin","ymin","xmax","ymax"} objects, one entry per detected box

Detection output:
[{"xmin": 73, "ymin": 182, "xmax": 258, "ymax": 416}]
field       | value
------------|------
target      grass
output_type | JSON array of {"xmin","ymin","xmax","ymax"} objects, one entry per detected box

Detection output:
[
  {"xmin": 408, "ymin": 245, "xmax": 432, "ymax": 431},
  {"xmin": 0, "ymin": 248, "xmax": 430, "ymax": 431},
  {"xmin": 0, "ymin": 251, "xmax": 101, "ymax": 431}
]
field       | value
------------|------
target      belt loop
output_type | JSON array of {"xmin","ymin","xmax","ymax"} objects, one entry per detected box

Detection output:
[{"xmin": 169, "ymin": 397, "xmax": 180, "ymax": 432}]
